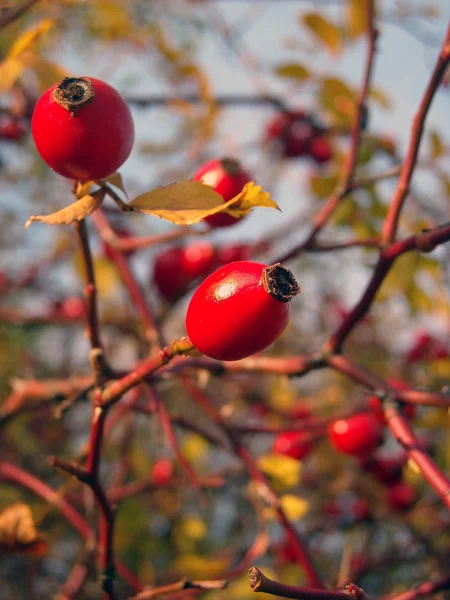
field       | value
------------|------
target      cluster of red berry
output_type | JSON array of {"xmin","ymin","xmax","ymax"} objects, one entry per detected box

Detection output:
[
  {"xmin": 266, "ymin": 110, "xmax": 333, "ymax": 164},
  {"xmin": 30, "ymin": 76, "xmax": 302, "ymax": 363}
]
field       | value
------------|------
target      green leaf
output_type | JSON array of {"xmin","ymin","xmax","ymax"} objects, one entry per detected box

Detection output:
[
  {"xmin": 274, "ymin": 62, "xmax": 310, "ymax": 81},
  {"xmin": 302, "ymin": 12, "xmax": 343, "ymax": 55}
]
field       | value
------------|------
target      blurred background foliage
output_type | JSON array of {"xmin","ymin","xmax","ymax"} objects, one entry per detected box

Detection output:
[{"xmin": 0, "ymin": 1, "xmax": 449, "ymax": 599}]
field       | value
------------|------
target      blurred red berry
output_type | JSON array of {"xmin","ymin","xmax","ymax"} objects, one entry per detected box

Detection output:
[
  {"xmin": 0, "ymin": 119, "xmax": 26, "ymax": 141},
  {"xmin": 192, "ymin": 157, "xmax": 252, "ymax": 228},
  {"xmin": 387, "ymin": 481, "xmax": 416, "ymax": 512},
  {"xmin": 153, "ymin": 242, "xmax": 217, "ymax": 302},
  {"xmin": 56, "ymin": 297, "xmax": 85, "ymax": 320},
  {"xmin": 273, "ymin": 430, "xmax": 314, "ymax": 460},
  {"xmin": 266, "ymin": 110, "xmax": 324, "ymax": 159},
  {"xmin": 352, "ymin": 498, "xmax": 371, "ymax": 522},
  {"xmin": 328, "ymin": 413, "xmax": 383, "ymax": 456},
  {"xmin": 289, "ymin": 403, "xmax": 311, "ymax": 420},
  {"xmin": 364, "ymin": 456, "xmax": 404, "ymax": 485},
  {"xmin": 151, "ymin": 458, "xmax": 173, "ymax": 486},
  {"xmin": 217, "ymin": 244, "xmax": 251, "ymax": 266},
  {"xmin": 309, "ymin": 137, "xmax": 333, "ymax": 164}
]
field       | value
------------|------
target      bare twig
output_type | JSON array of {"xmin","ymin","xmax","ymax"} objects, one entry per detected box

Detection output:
[
  {"xmin": 382, "ymin": 22, "xmax": 450, "ymax": 243},
  {"xmin": 128, "ymin": 577, "xmax": 227, "ymax": 600},
  {"xmin": 248, "ymin": 567, "xmax": 371, "ymax": 600}
]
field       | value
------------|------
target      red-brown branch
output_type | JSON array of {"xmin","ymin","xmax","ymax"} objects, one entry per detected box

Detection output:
[
  {"xmin": 92, "ymin": 209, "xmax": 164, "ymax": 349},
  {"xmin": 181, "ymin": 375, "xmax": 324, "ymax": 589},
  {"xmin": 382, "ymin": 23, "xmax": 450, "ymax": 243},
  {"xmin": 248, "ymin": 567, "xmax": 371, "ymax": 600},
  {"xmin": 384, "ymin": 402, "xmax": 450, "ymax": 511},
  {"xmin": 383, "ymin": 574, "xmax": 450, "ymax": 600},
  {"xmin": 277, "ymin": 1, "xmax": 378, "ymax": 263},
  {"xmin": 326, "ymin": 223, "xmax": 450, "ymax": 352}
]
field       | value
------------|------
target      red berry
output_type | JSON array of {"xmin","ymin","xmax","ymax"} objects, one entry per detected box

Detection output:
[
  {"xmin": 272, "ymin": 430, "xmax": 314, "ymax": 460},
  {"xmin": 352, "ymin": 498, "xmax": 371, "ymax": 522},
  {"xmin": 217, "ymin": 244, "xmax": 251, "ymax": 266},
  {"xmin": 328, "ymin": 413, "xmax": 383, "ymax": 456},
  {"xmin": 186, "ymin": 261, "xmax": 300, "ymax": 361},
  {"xmin": 151, "ymin": 458, "xmax": 173, "ymax": 486},
  {"xmin": 266, "ymin": 111, "xmax": 317, "ymax": 158},
  {"xmin": 0, "ymin": 119, "xmax": 26, "ymax": 141},
  {"xmin": 153, "ymin": 242, "xmax": 217, "ymax": 302},
  {"xmin": 192, "ymin": 157, "xmax": 252, "ymax": 228},
  {"xmin": 309, "ymin": 137, "xmax": 333, "ymax": 164},
  {"xmin": 387, "ymin": 481, "xmax": 416, "ymax": 512},
  {"xmin": 32, "ymin": 76, "xmax": 134, "ymax": 181},
  {"xmin": 364, "ymin": 456, "xmax": 404, "ymax": 485},
  {"xmin": 54, "ymin": 297, "xmax": 85, "ymax": 320},
  {"xmin": 289, "ymin": 403, "xmax": 311, "ymax": 420},
  {"xmin": 368, "ymin": 378, "xmax": 416, "ymax": 424}
]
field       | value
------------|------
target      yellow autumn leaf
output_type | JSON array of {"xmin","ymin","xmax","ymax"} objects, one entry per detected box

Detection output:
[
  {"xmin": 9, "ymin": 19, "xmax": 54, "ymax": 59},
  {"xmin": 0, "ymin": 57, "xmax": 25, "ymax": 92},
  {"xmin": 280, "ymin": 494, "xmax": 310, "ymax": 521},
  {"xmin": 0, "ymin": 503, "xmax": 48, "ymax": 557},
  {"xmin": 223, "ymin": 181, "xmax": 280, "ymax": 217},
  {"xmin": 346, "ymin": 0, "xmax": 369, "ymax": 39},
  {"xmin": 24, "ymin": 55, "xmax": 69, "ymax": 93},
  {"xmin": 130, "ymin": 180, "xmax": 279, "ymax": 226},
  {"xmin": 174, "ymin": 554, "xmax": 229, "ymax": 579},
  {"xmin": 181, "ymin": 433, "xmax": 209, "ymax": 463},
  {"xmin": 25, "ymin": 191, "xmax": 105, "ymax": 229},
  {"xmin": 258, "ymin": 453, "xmax": 302, "ymax": 490},
  {"xmin": 99, "ymin": 171, "xmax": 128, "ymax": 196},
  {"xmin": 274, "ymin": 62, "xmax": 310, "ymax": 81},
  {"xmin": 302, "ymin": 12, "xmax": 343, "ymax": 55},
  {"xmin": 179, "ymin": 517, "xmax": 207, "ymax": 541}
]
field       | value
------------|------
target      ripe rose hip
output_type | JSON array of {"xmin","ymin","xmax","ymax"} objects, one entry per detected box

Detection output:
[
  {"xmin": 151, "ymin": 458, "xmax": 173, "ymax": 486},
  {"xmin": 217, "ymin": 244, "xmax": 251, "ymax": 266},
  {"xmin": 186, "ymin": 261, "xmax": 300, "ymax": 361},
  {"xmin": 368, "ymin": 378, "xmax": 416, "ymax": 424},
  {"xmin": 192, "ymin": 158, "xmax": 252, "ymax": 228},
  {"xmin": 309, "ymin": 137, "xmax": 333, "ymax": 164},
  {"xmin": 362, "ymin": 455, "xmax": 404, "ymax": 485},
  {"xmin": 273, "ymin": 430, "xmax": 313, "ymax": 460},
  {"xmin": 328, "ymin": 413, "xmax": 383, "ymax": 456},
  {"xmin": 387, "ymin": 481, "xmax": 416, "ymax": 512},
  {"xmin": 266, "ymin": 110, "xmax": 318, "ymax": 158},
  {"xmin": 153, "ymin": 242, "xmax": 217, "ymax": 302},
  {"xmin": 0, "ymin": 118, "xmax": 26, "ymax": 141},
  {"xmin": 32, "ymin": 76, "xmax": 134, "ymax": 181}
]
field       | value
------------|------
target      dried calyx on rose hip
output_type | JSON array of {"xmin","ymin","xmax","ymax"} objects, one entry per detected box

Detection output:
[
  {"xmin": 186, "ymin": 261, "xmax": 300, "ymax": 361},
  {"xmin": 32, "ymin": 76, "xmax": 134, "ymax": 181},
  {"xmin": 192, "ymin": 157, "xmax": 253, "ymax": 228}
]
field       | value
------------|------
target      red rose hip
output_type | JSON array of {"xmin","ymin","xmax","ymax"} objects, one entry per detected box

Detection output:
[
  {"xmin": 328, "ymin": 413, "xmax": 383, "ymax": 456},
  {"xmin": 192, "ymin": 157, "xmax": 252, "ymax": 228},
  {"xmin": 186, "ymin": 261, "xmax": 300, "ymax": 361},
  {"xmin": 273, "ymin": 430, "xmax": 313, "ymax": 460},
  {"xmin": 32, "ymin": 76, "xmax": 134, "ymax": 181}
]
